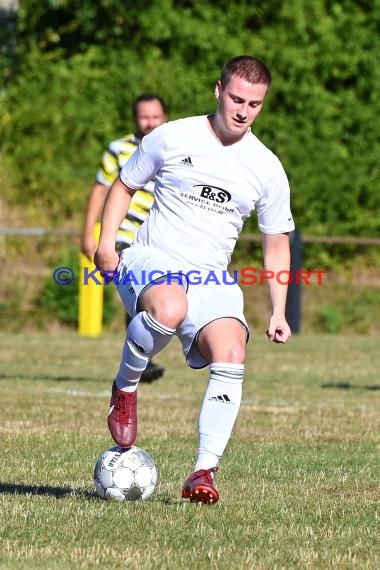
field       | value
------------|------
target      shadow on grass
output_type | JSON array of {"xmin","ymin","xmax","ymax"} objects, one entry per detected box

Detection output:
[
  {"xmin": 0, "ymin": 372, "xmax": 105, "ymax": 382},
  {"xmin": 321, "ymin": 382, "xmax": 380, "ymax": 390},
  {"xmin": 0, "ymin": 483, "xmax": 183, "ymax": 505},
  {"xmin": 0, "ymin": 482, "xmax": 97, "ymax": 499}
]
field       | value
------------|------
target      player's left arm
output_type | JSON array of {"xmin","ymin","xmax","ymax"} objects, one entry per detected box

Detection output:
[{"xmin": 262, "ymin": 232, "xmax": 292, "ymax": 344}]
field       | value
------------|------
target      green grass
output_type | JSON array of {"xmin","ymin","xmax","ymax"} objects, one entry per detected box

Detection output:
[{"xmin": 0, "ymin": 332, "xmax": 379, "ymax": 569}]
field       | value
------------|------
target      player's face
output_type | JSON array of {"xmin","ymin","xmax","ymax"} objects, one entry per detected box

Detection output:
[
  {"xmin": 214, "ymin": 75, "xmax": 268, "ymax": 142},
  {"xmin": 135, "ymin": 100, "xmax": 167, "ymax": 136}
]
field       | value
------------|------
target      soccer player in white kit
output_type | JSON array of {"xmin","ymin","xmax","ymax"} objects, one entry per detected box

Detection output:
[{"xmin": 95, "ymin": 55, "xmax": 295, "ymax": 504}]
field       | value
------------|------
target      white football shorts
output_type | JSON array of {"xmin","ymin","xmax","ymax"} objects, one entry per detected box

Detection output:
[{"xmin": 116, "ymin": 245, "xmax": 249, "ymax": 368}]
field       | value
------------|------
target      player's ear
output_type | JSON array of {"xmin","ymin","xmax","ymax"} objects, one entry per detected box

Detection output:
[{"xmin": 214, "ymin": 81, "xmax": 222, "ymax": 100}]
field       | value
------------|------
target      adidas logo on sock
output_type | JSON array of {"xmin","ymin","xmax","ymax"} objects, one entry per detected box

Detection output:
[
  {"xmin": 179, "ymin": 156, "xmax": 193, "ymax": 167},
  {"xmin": 208, "ymin": 394, "xmax": 233, "ymax": 404}
]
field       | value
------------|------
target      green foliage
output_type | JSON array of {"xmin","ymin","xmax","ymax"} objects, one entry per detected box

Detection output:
[
  {"xmin": 0, "ymin": 8, "xmax": 17, "ymax": 86},
  {"xmin": 1, "ymin": 48, "xmax": 123, "ymax": 219},
  {"xmin": 36, "ymin": 246, "xmax": 118, "ymax": 326},
  {"xmin": 342, "ymin": 291, "xmax": 380, "ymax": 333},
  {"xmin": 316, "ymin": 290, "xmax": 380, "ymax": 334},
  {"xmin": 317, "ymin": 304, "xmax": 345, "ymax": 333},
  {"xmin": 1, "ymin": 0, "xmax": 380, "ymax": 244},
  {"xmin": 37, "ymin": 247, "xmax": 78, "ymax": 324}
]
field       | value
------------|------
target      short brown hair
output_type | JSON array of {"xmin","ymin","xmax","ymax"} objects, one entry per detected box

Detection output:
[
  {"xmin": 132, "ymin": 93, "xmax": 168, "ymax": 118},
  {"xmin": 220, "ymin": 56, "xmax": 272, "ymax": 89}
]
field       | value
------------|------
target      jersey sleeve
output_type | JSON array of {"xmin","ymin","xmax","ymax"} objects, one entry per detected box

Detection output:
[
  {"xmin": 256, "ymin": 157, "xmax": 295, "ymax": 234},
  {"xmin": 120, "ymin": 125, "xmax": 166, "ymax": 190}
]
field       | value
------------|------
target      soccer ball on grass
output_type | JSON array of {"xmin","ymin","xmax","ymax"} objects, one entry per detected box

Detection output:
[{"xmin": 94, "ymin": 445, "xmax": 158, "ymax": 501}]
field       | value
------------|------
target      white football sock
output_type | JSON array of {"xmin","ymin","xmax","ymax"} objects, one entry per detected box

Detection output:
[
  {"xmin": 194, "ymin": 362, "xmax": 244, "ymax": 471},
  {"xmin": 116, "ymin": 311, "xmax": 175, "ymax": 392}
]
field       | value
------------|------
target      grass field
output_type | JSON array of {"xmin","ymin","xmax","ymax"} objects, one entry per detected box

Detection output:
[{"xmin": 0, "ymin": 332, "xmax": 379, "ymax": 569}]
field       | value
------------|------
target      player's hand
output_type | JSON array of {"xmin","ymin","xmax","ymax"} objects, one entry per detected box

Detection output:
[
  {"xmin": 94, "ymin": 246, "xmax": 120, "ymax": 280},
  {"xmin": 265, "ymin": 315, "xmax": 291, "ymax": 344}
]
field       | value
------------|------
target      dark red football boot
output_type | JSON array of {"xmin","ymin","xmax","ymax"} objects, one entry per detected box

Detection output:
[
  {"xmin": 107, "ymin": 380, "xmax": 137, "ymax": 448},
  {"xmin": 181, "ymin": 467, "xmax": 219, "ymax": 504}
]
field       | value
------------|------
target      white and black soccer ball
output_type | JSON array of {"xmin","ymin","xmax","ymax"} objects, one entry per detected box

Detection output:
[{"xmin": 94, "ymin": 445, "xmax": 158, "ymax": 501}]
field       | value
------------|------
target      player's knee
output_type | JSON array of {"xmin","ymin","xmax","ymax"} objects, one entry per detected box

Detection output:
[
  {"xmin": 223, "ymin": 344, "xmax": 246, "ymax": 364},
  {"xmin": 200, "ymin": 342, "xmax": 246, "ymax": 364},
  {"xmin": 150, "ymin": 296, "xmax": 188, "ymax": 329},
  {"xmin": 141, "ymin": 283, "xmax": 188, "ymax": 329}
]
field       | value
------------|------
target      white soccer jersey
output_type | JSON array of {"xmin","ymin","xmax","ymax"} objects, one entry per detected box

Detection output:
[{"xmin": 120, "ymin": 115, "xmax": 295, "ymax": 270}]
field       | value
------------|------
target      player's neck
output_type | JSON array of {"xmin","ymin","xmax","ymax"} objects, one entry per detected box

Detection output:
[{"xmin": 207, "ymin": 114, "xmax": 249, "ymax": 146}]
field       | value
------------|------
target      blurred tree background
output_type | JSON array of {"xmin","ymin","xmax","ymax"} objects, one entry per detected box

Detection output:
[
  {"xmin": 1, "ymin": 0, "xmax": 379, "ymax": 234},
  {"xmin": 1, "ymin": 0, "xmax": 379, "ymax": 333}
]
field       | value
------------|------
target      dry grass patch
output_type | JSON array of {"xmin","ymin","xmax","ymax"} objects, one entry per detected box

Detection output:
[{"xmin": 0, "ymin": 332, "xmax": 379, "ymax": 569}]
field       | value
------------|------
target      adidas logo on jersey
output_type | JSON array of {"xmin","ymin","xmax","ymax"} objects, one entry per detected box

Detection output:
[
  {"xmin": 179, "ymin": 156, "xmax": 193, "ymax": 167},
  {"xmin": 208, "ymin": 394, "xmax": 233, "ymax": 404}
]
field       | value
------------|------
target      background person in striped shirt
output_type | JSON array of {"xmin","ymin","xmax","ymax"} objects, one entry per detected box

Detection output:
[{"xmin": 81, "ymin": 93, "xmax": 168, "ymax": 383}]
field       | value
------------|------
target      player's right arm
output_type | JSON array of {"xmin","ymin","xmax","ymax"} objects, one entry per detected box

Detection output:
[
  {"xmin": 81, "ymin": 183, "xmax": 108, "ymax": 260},
  {"xmin": 82, "ymin": 143, "xmax": 120, "ymax": 260},
  {"xmin": 94, "ymin": 177, "xmax": 136, "ymax": 273},
  {"xmin": 95, "ymin": 128, "xmax": 164, "ymax": 272}
]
